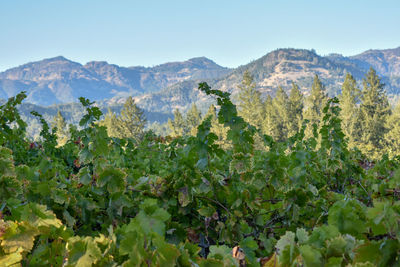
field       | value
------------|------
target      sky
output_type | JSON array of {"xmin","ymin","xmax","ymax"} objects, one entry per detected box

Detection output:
[{"xmin": 0, "ymin": 0, "xmax": 400, "ymax": 71}]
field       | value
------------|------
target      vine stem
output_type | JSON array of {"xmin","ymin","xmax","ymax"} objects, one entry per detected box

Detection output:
[{"xmin": 197, "ymin": 196, "xmax": 231, "ymax": 215}]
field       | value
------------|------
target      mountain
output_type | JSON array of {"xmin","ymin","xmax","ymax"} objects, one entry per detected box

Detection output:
[
  {"xmin": 350, "ymin": 47, "xmax": 400, "ymax": 77},
  {"xmin": 0, "ymin": 56, "xmax": 231, "ymax": 105},
  {"xmin": 2, "ymin": 46, "xmax": 400, "ymax": 121},
  {"xmin": 132, "ymin": 48, "xmax": 400, "ymax": 114}
]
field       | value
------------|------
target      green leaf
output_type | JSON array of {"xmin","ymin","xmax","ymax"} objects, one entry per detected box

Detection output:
[
  {"xmin": 276, "ymin": 231, "xmax": 297, "ymax": 265},
  {"xmin": 198, "ymin": 206, "xmax": 216, "ymax": 217},
  {"xmin": 296, "ymin": 228, "xmax": 309, "ymax": 244},
  {"xmin": 153, "ymin": 237, "xmax": 181, "ymax": 267},
  {"xmin": 308, "ymin": 225, "xmax": 340, "ymax": 249},
  {"xmin": 178, "ymin": 187, "xmax": 191, "ymax": 207},
  {"xmin": 63, "ymin": 210, "xmax": 76, "ymax": 228},
  {"xmin": 78, "ymin": 167, "xmax": 92, "ymax": 185},
  {"xmin": 18, "ymin": 203, "xmax": 63, "ymax": 229},
  {"xmin": 328, "ymin": 199, "xmax": 367, "ymax": 236},
  {"xmin": 326, "ymin": 236, "xmax": 347, "ymax": 258},
  {"xmin": 98, "ymin": 167, "xmax": 127, "ymax": 193},
  {"xmin": 208, "ymin": 245, "xmax": 237, "ymax": 266},
  {"xmin": 353, "ymin": 241, "xmax": 381, "ymax": 264},
  {"xmin": 66, "ymin": 236, "xmax": 102, "ymax": 267},
  {"xmin": 325, "ymin": 257, "xmax": 342, "ymax": 267},
  {"xmin": 119, "ymin": 231, "xmax": 143, "ymax": 256},
  {"xmin": 299, "ymin": 245, "xmax": 323, "ymax": 267}
]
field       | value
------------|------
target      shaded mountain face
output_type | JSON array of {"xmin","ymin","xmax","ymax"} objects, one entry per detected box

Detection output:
[
  {"xmin": 350, "ymin": 47, "xmax": 400, "ymax": 77},
  {"xmin": 0, "ymin": 56, "xmax": 231, "ymax": 105}
]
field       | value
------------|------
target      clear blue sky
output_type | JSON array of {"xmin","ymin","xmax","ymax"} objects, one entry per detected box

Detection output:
[{"xmin": 1, "ymin": 0, "xmax": 399, "ymax": 71}]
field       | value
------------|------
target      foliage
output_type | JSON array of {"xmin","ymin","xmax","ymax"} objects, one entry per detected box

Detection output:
[
  {"xmin": 115, "ymin": 96, "xmax": 147, "ymax": 141},
  {"xmin": 287, "ymin": 82, "xmax": 304, "ymax": 137},
  {"xmin": 236, "ymin": 70, "xmax": 264, "ymax": 129},
  {"xmin": 338, "ymin": 73, "xmax": 361, "ymax": 148},
  {"xmin": 303, "ymin": 74, "xmax": 328, "ymax": 138},
  {"xmin": 357, "ymin": 67, "xmax": 391, "ymax": 158},
  {"xmin": 1, "ymin": 79, "xmax": 400, "ymax": 267},
  {"xmin": 52, "ymin": 110, "xmax": 70, "ymax": 146}
]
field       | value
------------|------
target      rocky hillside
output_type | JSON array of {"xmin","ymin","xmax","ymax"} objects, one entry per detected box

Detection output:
[
  {"xmin": 132, "ymin": 48, "xmax": 400, "ymax": 114},
  {"xmin": 0, "ymin": 56, "xmax": 231, "ymax": 105}
]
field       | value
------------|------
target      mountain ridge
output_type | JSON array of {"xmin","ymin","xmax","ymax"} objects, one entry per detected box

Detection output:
[
  {"xmin": 1, "ymin": 47, "xmax": 400, "ymax": 115},
  {"xmin": 0, "ymin": 56, "xmax": 231, "ymax": 105},
  {"xmin": 131, "ymin": 47, "xmax": 400, "ymax": 114}
]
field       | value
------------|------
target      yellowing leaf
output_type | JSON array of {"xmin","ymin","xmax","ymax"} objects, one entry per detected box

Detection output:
[
  {"xmin": 262, "ymin": 253, "xmax": 280, "ymax": 267},
  {"xmin": 0, "ymin": 247, "xmax": 23, "ymax": 267}
]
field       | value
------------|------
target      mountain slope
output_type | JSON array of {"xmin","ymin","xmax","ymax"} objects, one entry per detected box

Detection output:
[
  {"xmin": 133, "ymin": 48, "xmax": 393, "ymax": 113},
  {"xmin": 2, "ymin": 47, "xmax": 400, "ymax": 116},
  {"xmin": 351, "ymin": 47, "xmax": 400, "ymax": 77},
  {"xmin": 0, "ymin": 56, "xmax": 231, "ymax": 105}
]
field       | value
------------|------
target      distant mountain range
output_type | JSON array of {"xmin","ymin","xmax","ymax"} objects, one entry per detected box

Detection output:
[
  {"xmin": 1, "ymin": 47, "xmax": 400, "ymax": 117},
  {"xmin": 129, "ymin": 47, "xmax": 400, "ymax": 114},
  {"xmin": 0, "ymin": 56, "xmax": 231, "ymax": 105}
]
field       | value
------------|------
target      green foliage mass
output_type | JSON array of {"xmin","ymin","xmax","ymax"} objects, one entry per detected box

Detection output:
[
  {"xmin": 98, "ymin": 96, "xmax": 147, "ymax": 142},
  {"xmin": 303, "ymin": 74, "xmax": 329, "ymax": 138},
  {"xmin": 338, "ymin": 73, "xmax": 361, "ymax": 148},
  {"xmin": 2, "ymin": 71, "xmax": 400, "ymax": 266},
  {"xmin": 357, "ymin": 68, "xmax": 391, "ymax": 158}
]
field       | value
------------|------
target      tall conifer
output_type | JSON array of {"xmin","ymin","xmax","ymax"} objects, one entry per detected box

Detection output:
[
  {"xmin": 272, "ymin": 86, "xmax": 290, "ymax": 141},
  {"xmin": 168, "ymin": 109, "xmax": 185, "ymax": 137},
  {"xmin": 204, "ymin": 104, "xmax": 229, "ymax": 148},
  {"xmin": 303, "ymin": 74, "xmax": 328, "ymax": 137},
  {"xmin": 385, "ymin": 100, "xmax": 400, "ymax": 156},
  {"xmin": 236, "ymin": 70, "xmax": 264, "ymax": 129},
  {"xmin": 99, "ymin": 108, "xmax": 119, "ymax": 138},
  {"xmin": 116, "ymin": 96, "xmax": 147, "ymax": 141},
  {"xmin": 262, "ymin": 95, "xmax": 275, "ymax": 137},
  {"xmin": 287, "ymin": 82, "xmax": 304, "ymax": 136},
  {"xmin": 338, "ymin": 73, "xmax": 360, "ymax": 147},
  {"xmin": 358, "ymin": 67, "xmax": 390, "ymax": 156},
  {"xmin": 186, "ymin": 103, "xmax": 202, "ymax": 136},
  {"xmin": 52, "ymin": 110, "xmax": 69, "ymax": 146}
]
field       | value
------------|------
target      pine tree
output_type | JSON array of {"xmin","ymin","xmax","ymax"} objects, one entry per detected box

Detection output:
[
  {"xmin": 168, "ymin": 109, "xmax": 186, "ymax": 137},
  {"xmin": 271, "ymin": 86, "xmax": 290, "ymax": 141},
  {"xmin": 204, "ymin": 104, "xmax": 229, "ymax": 148},
  {"xmin": 116, "ymin": 96, "xmax": 147, "ymax": 141},
  {"xmin": 338, "ymin": 73, "xmax": 360, "ymax": 147},
  {"xmin": 385, "ymin": 100, "xmax": 400, "ymax": 157},
  {"xmin": 236, "ymin": 70, "xmax": 264, "ymax": 129},
  {"xmin": 358, "ymin": 67, "xmax": 390, "ymax": 157},
  {"xmin": 287, "ymin": 82, "xmax": 304, "ymax": 136},
  {"xmin": 303, "ymin": 74, "xmax": 328, "ymax": 137},
  {"xmin": 99, "ymin": 108, "xmax": 119, "ymax": 138},
  {"xmin": 186, "ymin": 103, "xmax": 202, "ymax": 136},
  {"xmin": 52, "ymin": 110, "xmax": 69, "ymax": 146},
  {"xmin": 262, "ymin": 95, "xmax": 276, "ymax": 137}
]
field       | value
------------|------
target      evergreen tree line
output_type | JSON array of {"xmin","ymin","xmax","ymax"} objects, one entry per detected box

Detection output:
[
  {"xmin": 52, "ymin": 67, "xmax": 398, "ymax": 158},
  {"xmin": 52, "ymin": 96, "xmax": 147, "ymax": 145},
  {"xmin": 167, "ymin": 68, "xmax": 398, "ymax": 158}
]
